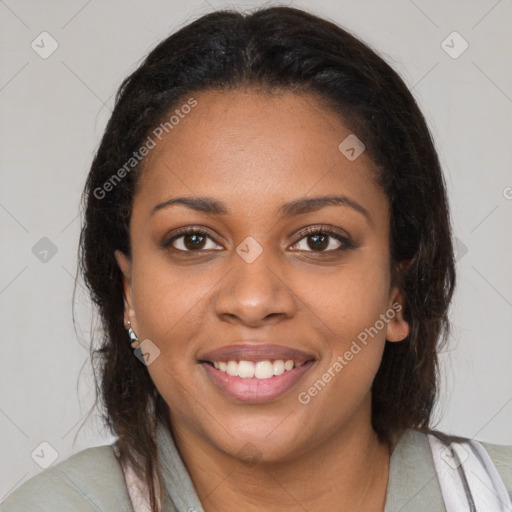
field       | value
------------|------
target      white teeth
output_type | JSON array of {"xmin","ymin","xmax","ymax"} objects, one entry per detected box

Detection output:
[
  {"xmin": 238, "ymin": 360, "xmax": 255, "ymax": 378},
  {"xmin": 273, "ymin": 360, "xmax": 285, "ymax": 376},
  {"xmin": 211, "ymin": 358, "xmax": 308, "ymax": 379},
  {"xmin": 226, "ymin": 360, "xmax": 238, "ymax": 377},
  {"xmin": 255, "ymin": 360, "xmax": 273, "ymax": 379}
]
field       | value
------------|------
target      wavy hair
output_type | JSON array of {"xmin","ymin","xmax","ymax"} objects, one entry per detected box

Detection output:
[{"xmin": 78, "ymin": 6, "xmax": 456, "ymax": 509}]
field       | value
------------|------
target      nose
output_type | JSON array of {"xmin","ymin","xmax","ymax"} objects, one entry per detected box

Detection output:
[{"xmin": 214, "ymin": 248, "xmax": 297, "ymax": 328}]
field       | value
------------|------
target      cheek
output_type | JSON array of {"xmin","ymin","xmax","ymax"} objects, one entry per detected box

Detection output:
[
  {"xmin": 303, "ymin": 252, "xmax": 391, "ymax": 342},
  {"xmin": 131, "ymin": 259, "xmax": 209, "ymax": 417},
  {"xmin": 298, "ymin": 268, "xmax": 389, "ymax": 424},
  {"xmin": 129, "ymin": 256, "xmax": 212, "ymax": 362},
  {"xmin": 299, "ymin": 249, "xmax": 391, "ymax": 407}
]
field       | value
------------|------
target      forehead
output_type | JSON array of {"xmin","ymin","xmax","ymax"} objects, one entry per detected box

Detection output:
[{"xmin": 134, "ymin": 88, "xmax": 385, "ymax": 219}]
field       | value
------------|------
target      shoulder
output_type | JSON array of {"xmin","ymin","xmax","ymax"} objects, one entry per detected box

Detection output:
[
  {"xmin": 385, "ymin": 429, "xmax": 512, "ymax": 511},
  {"xmin": 413, "ymin": 429, "xmax": 512, "ymax": 497},
  {"xmin": 385, "ymin": 428, "xmax": 447, "ymax": 511},
  {"xmin": 398, "ymin": 429, "xmax": 511, "ymax": 467},
  {"xmin": 479, "ymin": 439, "xmax": 512, "ymax": 491},
  {"xmin": 0, "ymin": 444, "xmax": 134, "ymax": 512}
]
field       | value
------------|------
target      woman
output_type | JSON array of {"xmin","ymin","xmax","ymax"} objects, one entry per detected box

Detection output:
[{"xmin": 1, "ymin": 6, "xmax": 510, "ymax": 512}]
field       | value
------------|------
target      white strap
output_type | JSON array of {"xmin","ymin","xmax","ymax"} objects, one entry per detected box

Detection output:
[
  {"xmin": 428, "ymin": 434, "xmax": 512, "ymax": 511},
  {"xmin": 119, "ymin": 457, "xmax": 158, "ymax": 512}
]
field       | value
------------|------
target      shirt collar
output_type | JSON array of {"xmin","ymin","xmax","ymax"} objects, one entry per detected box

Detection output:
[
  {"xmin": 156, "ymin": 420, "xmax": 444, "ymax": 512},
  {"xmin": 384, "ymin": 429, "xmax": 446, "ymax": 512}
]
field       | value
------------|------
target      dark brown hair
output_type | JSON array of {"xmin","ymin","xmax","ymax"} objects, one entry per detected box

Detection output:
[{"xmin": 78, "ymin": 6, "xmax": 455, "ymax": 509}]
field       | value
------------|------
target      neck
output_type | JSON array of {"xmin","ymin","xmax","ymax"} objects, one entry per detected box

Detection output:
[{"xmin": 170, "ymin": 402, "xmax": 391, "ymax": 512}]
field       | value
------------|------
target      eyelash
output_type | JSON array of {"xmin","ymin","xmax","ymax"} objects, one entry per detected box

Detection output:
[
  {"xmin": 294, "ymin": 226, "xmax": 354, "ymax": 252},
  {"xmin": 162, "ymin": 226, "xmax": 354, "ymax": 254}
]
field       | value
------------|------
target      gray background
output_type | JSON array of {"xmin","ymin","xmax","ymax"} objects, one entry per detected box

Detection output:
[{"xmin": 1, "ymin": 0, "xmax": 511, "ymax": 499}]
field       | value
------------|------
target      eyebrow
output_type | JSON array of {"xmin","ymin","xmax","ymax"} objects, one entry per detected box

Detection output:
[{"xmin": 151, "ymin": 194, "xmax": 371, "ymax": 223}]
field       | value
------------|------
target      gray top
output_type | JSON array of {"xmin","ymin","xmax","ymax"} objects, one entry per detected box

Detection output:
[{"xmin": 1, "ymin": 422, "xmax": 511, "ymax": 512}]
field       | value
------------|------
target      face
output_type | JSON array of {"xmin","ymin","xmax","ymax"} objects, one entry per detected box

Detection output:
[{"xmin": 115, "ymin": 88, "xmax": 409, "ymax": 463}]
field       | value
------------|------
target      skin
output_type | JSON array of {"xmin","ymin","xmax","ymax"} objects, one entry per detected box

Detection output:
[{"xmin": 115, "ymin": 88, "xmax": 410, "ymax": 511}]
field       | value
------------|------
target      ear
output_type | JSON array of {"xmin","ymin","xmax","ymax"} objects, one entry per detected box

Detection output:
[
  {"xmin": 385, "ymin": 287, "xmax": 409, "ymax": 342},
  {"xmin": 114, "ymin": 250, "xmax": 136, "ymax": 328}
]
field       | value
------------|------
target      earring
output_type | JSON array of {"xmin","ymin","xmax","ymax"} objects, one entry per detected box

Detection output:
[{"xmin": 125, "ymin": 320, "xmax": 140, "ymax": 349}]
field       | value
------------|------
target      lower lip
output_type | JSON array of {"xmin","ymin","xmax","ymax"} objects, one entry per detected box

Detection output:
[{"xmin": 201, "ymin": 360, "xmax": 315, "ymax": 403}]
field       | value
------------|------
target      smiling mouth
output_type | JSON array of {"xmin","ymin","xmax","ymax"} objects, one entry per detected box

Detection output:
[
  {"xmin": 198, "ymin": 342, "xmax": 317, "ymax": 402},
  {"xmin": 203, "ymin": 359, "xmax": 310, "ymax": 379},
  {"xmin": 200, "ymin": 358, "xmax": 316, "ymax": 403}
]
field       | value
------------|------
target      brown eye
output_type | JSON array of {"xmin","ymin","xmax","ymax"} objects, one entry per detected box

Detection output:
[
  {"xmin": 183, "ymin": 233, "xmax": 207, "ymax": 250},
  {"xmin": 164, "ymin": 229, "xmax": 223, "ymax": 252},
  {"xmin": 306, "ymin": 233, "xmax": 329, "ymax": 251},
  {"xmin": 290, "ymin": 227, "xmax": 353, "ymax": 253}
]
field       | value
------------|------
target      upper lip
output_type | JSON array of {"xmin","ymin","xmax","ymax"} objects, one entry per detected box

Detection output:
[{"xmin": 199, "ymin": 343, "xmax": 316, "ymax": 364}]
